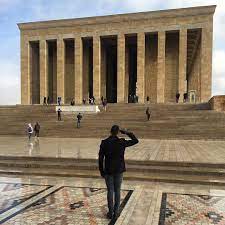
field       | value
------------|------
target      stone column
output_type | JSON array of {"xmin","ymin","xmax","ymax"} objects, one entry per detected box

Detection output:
[
  {"xmin": 40, "ymin": 39, "xmax": 48, "ymax": 104},
  {"xmin": 93, "ymin": 36, "xmax": 101, "ymax": 103},
  {"xmin": 57, "ymin": 38, "xmax": 65, "ymax": 104},
  {"xmin": 74, "ymin": 37, "xmax": 83, "ymax": 104},
  {"xmin": 21, "ymin": 38, "xmax": 30, "ymax": 104},
  {"xmin": 117, "ymin": 34, "xmax": 126, "ymax": 103},
  {"xmin": 137, "ymin": 32, "xmax": 145, "ymax": 103},
  {"xmin": 157, "ymin": 31, "xmax": 166, "ymax": 103},
  {"xmin": 178, "ymin": 28, "xmax": 187, "ymax": 103},
  {"xmin": 200, "ymin": 24, "xmax": 213, "ymax": 102}
]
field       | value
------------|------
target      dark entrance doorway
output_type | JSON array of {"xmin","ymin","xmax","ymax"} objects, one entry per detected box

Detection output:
[
  {"xmin": 126, "ymin": 36, "xmax": 137, "ymax": 103},
  {"xmin": 101, "ymin": 37, "xmax": 117, "ymax": 103}
]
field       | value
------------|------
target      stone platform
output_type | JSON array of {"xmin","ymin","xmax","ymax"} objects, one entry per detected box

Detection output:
[
  {"xmin": 0, "ymin": 175, "xmax": 225, "ymax": 225},
  {"xmin": 0, "ymin": 137, "xmax": 225, "ymax": 186}
]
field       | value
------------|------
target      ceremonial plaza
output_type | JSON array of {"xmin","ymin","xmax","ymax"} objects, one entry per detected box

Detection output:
[{"xmin": 0, "ymin": 5, "xmax": 225, "ymax": 225}]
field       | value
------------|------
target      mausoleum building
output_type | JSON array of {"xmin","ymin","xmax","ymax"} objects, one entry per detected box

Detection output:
[{"xmin": 18, "ymin": 5, "xmax": 215, "ymax": 104}]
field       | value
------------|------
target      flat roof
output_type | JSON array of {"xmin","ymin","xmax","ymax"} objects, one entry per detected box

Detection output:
[{"xmin": 18, "ymin": 5, "xmax": 216, "ymax": 30}]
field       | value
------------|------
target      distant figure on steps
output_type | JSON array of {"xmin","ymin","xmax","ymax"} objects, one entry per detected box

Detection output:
[
  {"xmin": 146, "ymin": 96, "xmax": 150, "ymax": 104},
  {"xmin": 103, "ymin": 98, "xmax": 107, "ymax": 111},
  {"xmin": 57, "ymin": 108, "xmax": 62, "ymax": 121},
  {"xmin": 43, "ymin": 97, "xmax": 47, "ymax": 105},
  {"xmin": 27, "ymin": 123, "xmax": 33, "ymax": 140},
  {"xmin": 71, "ymin": 99, "xmax": 75, "ymax": 106},
  {"xmin": 146, "ymin": 107, "xmax": 151, "ymax": 121},
  {"xmin": 176, "ymin": 92, "xmax": 180, "ymax": 103},
  {"xmin": 77, "ymin": 112, "xmax": 83, "ymax": 128},
  {"xmin": 34, "ymin": 122, "xmax": 40, "ymax": 140}
]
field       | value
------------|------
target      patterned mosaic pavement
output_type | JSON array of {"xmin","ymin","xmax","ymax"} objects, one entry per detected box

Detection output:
[
  {"xmin": 0, "ymin": 183, "xmax": 50, "ymax": 215},
  {"xmin": 2, "ymin": 185, "xmax": 132, "ymax": 225},
  {"xmin": 159, "ymin": 193, "xmax": 225, "ymax": 225}
]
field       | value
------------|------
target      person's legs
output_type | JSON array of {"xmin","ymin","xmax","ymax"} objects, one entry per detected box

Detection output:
[
  {"xmin": 105, "ymin": 175, "xmax": 114, "ymax": 217},
  {"xmin": 113, "ymin": 173, "xmax": 123, "ymax": 217}
]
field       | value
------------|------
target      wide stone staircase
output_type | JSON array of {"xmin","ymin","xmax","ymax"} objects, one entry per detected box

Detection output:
[
  {"xmin": 0, "ymin": 103, "xmax": 225, "ymax": 185},
  {"xmin": 0, "ymin": 103, "xmax": 225, "ymax": 139}
]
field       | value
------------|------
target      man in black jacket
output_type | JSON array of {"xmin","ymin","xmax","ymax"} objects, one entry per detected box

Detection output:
[{"xmin": 98, "ymin": 125, "xmax": 139, "ymax": 219}]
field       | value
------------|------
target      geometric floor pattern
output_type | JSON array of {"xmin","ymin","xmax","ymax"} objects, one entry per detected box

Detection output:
[
  {"xmin": 2, "ymin": 186, "xmax": 132, "ymax": 225},
  {"xmin": 0, "ymin": 183, "xmax": 50, "ymax": 215},
  {"xmin": 159, "ymin": 193, "xmax": 225, "ymax": 225}
]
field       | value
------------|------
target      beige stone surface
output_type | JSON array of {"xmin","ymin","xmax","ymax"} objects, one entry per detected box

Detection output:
[
  {"xmin": 137, "ymin": 32, "xmax": 145, "ymax": 103},
  {"xmin": 57, "ymin": 38, "xmax": 65, "ymax": 103},
  {"xmin": 117, "ymin": 34, "xmax": 126, "ymax": 103},
  {"xmin": 157, "ymin": 31, "xmax": 165, "ymax": 103},
  {"xmin": 39, "ymin": 40, "xmax": 48, "ymax": 103},
  {"xmin": 200, "ymin": 23, "xmax": 213, "ymax": 102},
  {"xmin": 178, "ymin": 29, "xmax": 187, "ymax": 102},
  {"xmin": 19, "ymin": 6, "xmax": 215, "ymax": 105},
  {"xmin": 93, "ymin": 36, "xmax": 101, "ymax": 102},
  {"xmin": 74, "ymin": 37, "xmax": 83, "ymax": 104},
  {"xmin": 1, "ymin": 137, "xmax": 225, "ymax": 164}
]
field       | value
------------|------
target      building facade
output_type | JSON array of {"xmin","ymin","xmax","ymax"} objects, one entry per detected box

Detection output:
[{"xmin": 18, "ymin": 5, "xmax": 215, "ymax": 104}]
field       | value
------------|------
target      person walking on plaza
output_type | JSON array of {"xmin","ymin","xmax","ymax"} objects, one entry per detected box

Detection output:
[
  {"xmin": 176, "ymin": 92, "xmax": 180, "ymax": 103},
  {"xmin": 34, "ymin": 122, "xmax": 40, "ymax": 140},
  {"xmin": 98, "ymin": 125, "xmax": 139, "ymax": 220},
  {"xmin": 83, "ymin": 98, "xmax": 86, "ymax": 104},
  {"xmin": 27, "ymin": 123, "xmax": 33, "ymax": 140},
  {"xmin": 146, "ymin": 107, "xmax": 151, "ymax": 121},
  {"xmin": 57, "ymin": 108, "xmax": 62, "ymax": 121},
  {"xmin": 77, "ymin": 112, "xmax": 82, "ymax": 128}
]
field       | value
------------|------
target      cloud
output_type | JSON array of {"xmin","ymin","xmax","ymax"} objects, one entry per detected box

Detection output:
[
  {"xmin": 0, "ymin": 0, "xmax": 224, "ymax": 104},
  {"xmin": 0, "ymin": 60, "xmax": 20, "ymax": 105}
]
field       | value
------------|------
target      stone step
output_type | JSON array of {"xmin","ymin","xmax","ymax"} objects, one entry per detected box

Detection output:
[{"xmin": 0, "ymin": 166, "xmax": 224, "ymax": 186}]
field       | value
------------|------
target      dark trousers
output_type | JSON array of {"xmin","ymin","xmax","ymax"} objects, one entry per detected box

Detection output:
[
  {"xmin": 105, "ymin": 173, "xmax": 123, "ymax": 215},
  {"xmin": 77, "ymin": 120, "xmax": 81, "ymax": 128}
]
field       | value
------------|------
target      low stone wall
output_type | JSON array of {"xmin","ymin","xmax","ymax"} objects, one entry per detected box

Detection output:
[
  {"xmin": 209, "ymin": 95, "xmax": 225, "ymax": 111},
  {"xmin": 56, "ymin": 105, "xmax": 100, "ymax": 114}
]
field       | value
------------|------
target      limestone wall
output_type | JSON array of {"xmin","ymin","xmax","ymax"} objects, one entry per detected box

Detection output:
[{"xmin": 209, "ymin": 95, "xmax": 225, "ymax": 111}]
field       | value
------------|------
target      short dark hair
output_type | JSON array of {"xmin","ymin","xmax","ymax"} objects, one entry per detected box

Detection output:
[{"xmin": 111, "ymin": 125, "xmax": 119, "ymax": 136}]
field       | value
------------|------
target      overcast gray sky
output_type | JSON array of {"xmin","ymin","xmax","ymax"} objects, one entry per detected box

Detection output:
[{"xmin": 0, "ymin": 0, "xmax": 224, "ymax": 105}]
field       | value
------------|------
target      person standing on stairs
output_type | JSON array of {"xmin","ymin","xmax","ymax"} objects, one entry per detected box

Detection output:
[
  {"xmin": 146, "ymin": 107, "xmax": 151, "ymax": 121},
  {"xmin": 57, "ymin": 108, "xmax": 62, "ymax": 121},
  {"xmin": 27, "ymin": 123, "xmax": 33, "ymax": 140},
  {"xmin": 76, "ymin": 112, "xmax": 82, "ymax": 128},
  {"xmin": 98, "ymin": 125, "xmax": 139, "ymax": 220},
  {"xmin": 34, "ymin": 122, "xmax": 40, "ymax": 140}
]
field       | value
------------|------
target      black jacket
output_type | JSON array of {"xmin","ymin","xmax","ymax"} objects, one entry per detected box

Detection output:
[{"xmin": 98, "ymin": 132, "xmax": 138, "ymax": 175}]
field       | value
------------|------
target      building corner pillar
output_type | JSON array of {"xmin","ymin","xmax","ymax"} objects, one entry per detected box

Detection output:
[
  {"xmin": 200, "ymin": 25, "xmax": 213, "ymax": 102},
  {"xmin": 117, "ymin": 34, "xmax": 126, "ymax": 103},
  {"xmin": 21, "ymin": 38, "xmax": 31, "ymax": 104},
  {"xmin": 157, "ymin": 31, "xmax": 166, "ymax": 103},
  {"xmin": 137, "ymin": 32, "xmax": 145, "ymax": 103},
  {"xmin": 74, "ymin": 37, "xmax": 83, "ymax": 104},
  {"xmin": 179, "ymin": 28, "xmax": 187, "ymax": 103},
  {"xmin": 93, "ymin": 36, "xmax": 101, "ymax": 103},
  {"xmin": 40, "ymin": 39, "xmax": 48, "ymax": 104},
  {"xmin": 57, "ymin": 38, "xmax": 65, "ymax": 104}
]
